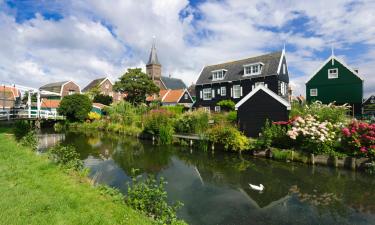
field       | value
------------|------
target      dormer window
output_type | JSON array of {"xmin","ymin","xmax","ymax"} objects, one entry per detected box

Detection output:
[
  {"xmin": 243, "ymin": 63, "xmax": 263, "ymax": 76},
  {"xmin": 212, "ymin": 69, "xmax": 226, "ymax": 81}
]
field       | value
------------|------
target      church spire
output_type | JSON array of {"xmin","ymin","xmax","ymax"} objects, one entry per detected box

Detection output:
[{"xmin": 147, "ymin": 36, "xmax": 160, "ymax": 65}]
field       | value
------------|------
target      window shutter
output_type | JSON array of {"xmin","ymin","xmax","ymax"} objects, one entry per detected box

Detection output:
[
  {"xmin": 230, "ymin": 88, "xmax": 233, "ymax": 97},
  {"xmin": 212, "ymin": 89, "xmax": 215, "ymax": 98},
  {"xmin": 200, "ymin": 90, "xmax": 203, "ymax": 98},
  {"xmin": 252, "ymin": 85, "xmax": 254, "ymax": 90},
  {"xmin": 240, "ymin": 86, "xmax": 243, "ymax": 96},
  {"xmin": 217, "ymin": 88, "xmax": 220, "ymax": 95}
]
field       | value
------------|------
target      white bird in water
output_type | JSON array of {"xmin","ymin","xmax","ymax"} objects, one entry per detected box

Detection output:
[{"xmin": 249, "ymin": 183, "xmax": 264, "ymax": 192}]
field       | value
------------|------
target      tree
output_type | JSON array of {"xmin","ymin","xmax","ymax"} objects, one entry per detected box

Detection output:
[
  {"xmin": 114, "ymin": 68, "xmax": 159, "ymax": 104},
  {"xmin": 217, "ymin": 100, "xmax": 236, "ymax": 111},
  {"xmin": 85, "ymin": 85, "xmax": 101, "ymax": 100},
  {"xmin": 58, "ymin": 94, "xmax": 92, "ymax": 122},
  {"xmin": 93, "ymin": 94, "xmax": 113, "ymax": 106}
]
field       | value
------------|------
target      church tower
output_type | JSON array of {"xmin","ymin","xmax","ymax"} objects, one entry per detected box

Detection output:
[{"xmin": 146, "ymin": 40, "xmax": 164, "ymax": 89}]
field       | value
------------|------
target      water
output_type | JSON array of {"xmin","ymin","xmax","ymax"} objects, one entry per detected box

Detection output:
[{"xmin": 41, "ymin": 131, "xmax": 375, "ymax": 225}]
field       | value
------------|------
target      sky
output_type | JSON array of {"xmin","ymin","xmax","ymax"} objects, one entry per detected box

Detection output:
[{"xmin": 0, "ymin": 0, "xmax": 374, "ymax": 97}]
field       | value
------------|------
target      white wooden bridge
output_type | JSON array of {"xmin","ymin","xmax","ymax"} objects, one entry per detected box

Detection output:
[{"xmin": 0, "ymin": 83, "xmax": 64, "ymax": 121}]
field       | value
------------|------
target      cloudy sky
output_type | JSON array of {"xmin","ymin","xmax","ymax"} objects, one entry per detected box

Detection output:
[{"xmin": 0, "ymin": 0, "xmax": 374, "ymax": 97}]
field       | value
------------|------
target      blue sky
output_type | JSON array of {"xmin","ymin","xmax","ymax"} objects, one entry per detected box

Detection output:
[{"xmin": 1, "ymin": 0, "xmax": 374, "ymax": 96}]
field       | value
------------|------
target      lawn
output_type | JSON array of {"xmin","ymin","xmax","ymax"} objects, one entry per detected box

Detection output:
[{"xmin": 0, "ymin": 127, "xmax": 154, "ymax": 225}]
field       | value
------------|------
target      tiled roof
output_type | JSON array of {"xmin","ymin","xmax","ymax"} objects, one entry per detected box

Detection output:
[
  {"xmin": 163, "ymin": 89, "xmax": 185, "ymax": 103},
  {"xmin": 82, "ymin": 78, "xmax": 106, "ymax": 92},
  {"xmin": 161, "ymin": 76, "xmax": 186, "ymax": 90},
  {"xmin": 196, "ymin": 51, "xmax": 282, "ymax": 85},
  {"xmin": 146, "ymin": 89, "xmax": 169, "ymax": 101},
  {"xmin": 93, "ymin": 102, "xmax": 107, "ymax": 109},
  {"xmin": 0, "ymin": 86, "xmax": 20, "ymax": 100},
  {"xmin": 41, "ymin": 98, "xmax": 60, "ymax": 108},
  {"xmin": 40, "ymin": 81, "xmax": 69, "ymax": 94}
]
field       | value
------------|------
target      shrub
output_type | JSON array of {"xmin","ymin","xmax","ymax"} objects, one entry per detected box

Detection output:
[
  {"xmin": 58, "ymin": 94, "xmax": 92, "ymax": 122},
  {"xmin": 227, "ymin": 111, "xmax": 237, "ymax": 123},
  {"xmin": 290, "ymin": 101, "xmax": 350, "ymax": 123},
  {"xmin": 159, "ymin": 124, "xmax": 174, "ymax": 145},
  {"xmin": 161, "ymin": 105, "xmax": 185, "ymax": 115},
  {"xmin": 48, "ymin": 145, "xmax": 83, "ymax": 171},
  {"xmin": 217, "ymin": 100, "xmax": 235, "ymax": 111},
  {"xmin": 93, "ymin": 94, "xmax": 113, "ymax": 106},
  {"xmin": 88, "ymin": 112, "xmax": 101, "ymax": 121},
  {"xmin": 341, "ymin": 120, "xmax": 375, "ymax": 159},
  {"xmin": 206, "ymin": 124, "xmax": 250, "ymax": 152},
  {"xmin": 20, "ymin": 131, "xmax": 38, "ymax": 151},
  {"xmin": 13, "ymin": 120, "xmax": 32, "ymax": 140},
  {"xmin": 126, "ymin": 170, "xmax": 184, "ymax": 225},
  {"xmin": 174, "ymin": 110, "xmax": 209, "ymax": 134},
  {"xmin": 106, "ymin": 101, "xmax": 146, "ymax": 126},
  {"xmin": 144, "ymin": 109, "xmax": 174, "ymax": 135},
  {"xmin": 257, "ymin": 120, "xmax": 290, "ymax": 149}
]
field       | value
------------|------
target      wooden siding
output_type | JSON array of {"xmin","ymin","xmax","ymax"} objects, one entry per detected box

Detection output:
[
  {"xmin": 237, "ymin": 90, "xmax": 289, "ymax": 137},
  {"xmin": 306, "ymin": 58, "xmax": 363, "ymax": 110}
]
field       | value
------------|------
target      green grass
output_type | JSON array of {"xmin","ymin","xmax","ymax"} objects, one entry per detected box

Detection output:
[{"xmin": 0, "ymin": 127, "xmax": 154, "ymax": 225}]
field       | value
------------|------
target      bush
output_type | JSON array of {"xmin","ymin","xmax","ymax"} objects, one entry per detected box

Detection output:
[
  {"xmin": 341, "ymin": 120, "xmax": 375, "ymax": 159},
  {"xmin": 217, "ymin": 100, "xmax": 235, "ymax": 111},
  {"xmin": 257, "ymin": 120, "xmax": 291, "ymax": 149},
  {"xmin": 159, "ymin": 124, "xmax": 174, "ymax": 145},
  {"xmin": 161, "ymin": 105, "xmax": 185, "ymax": 115},
  {"xmin": 174, "ymin": 110, "xmax": 209, "ymax": 134},
  {"xmin": 58, "ymin": 94, "xmax": 92, "ymax": 122},
  {"xmin": 20, "ymin": 131, "xmax": 38, "ymax": 151},
  {"xmin": 93, "ymin": 94, "xmax": 113, "ymax": 106},
  {"xmin": 88, "ymin": 112, "xmax": 101, "ymax": 121},
  {"xmin": 106, "ymin": 101, "xmax": 146, "ymax": 126},
  {"xmin": 290, "ymin": 101, "xmax": 350, "ymax": 123},
  {"xmin": 13, "ymin": 120, "xmax": 32, "ymax": 140},
  {"xmin": 48, "ymin": 145, "xmax": 83, "ymax": 171},
  {"xmin": 126, "ymin": 170, "xmax": 185, "ymax": 225},
  {"xmin": 144, "ymin": 109, "xmax": 174, "ymax": 136},
  {"xmin": 206, "ymin": 124, "xmax": 250, "ymax": 152},
  {"xmin": 227, "ymin": 111, "xmax": 237, "ymax": 123}
]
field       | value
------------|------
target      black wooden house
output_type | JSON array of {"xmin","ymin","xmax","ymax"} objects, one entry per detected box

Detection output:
[{"xmin": 194, "ymin": 50, "xmax": 289, "ymax": 112}]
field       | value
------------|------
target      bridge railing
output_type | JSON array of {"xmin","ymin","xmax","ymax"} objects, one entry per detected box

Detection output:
[{"xmin": 0, "ymin": 109, "xmax": 64, "ymax": 120}]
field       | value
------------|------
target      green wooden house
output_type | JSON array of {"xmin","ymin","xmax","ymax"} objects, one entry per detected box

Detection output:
[{"xmin": 306, "ymin": 54, "xmax": 363, "ymax": 116}]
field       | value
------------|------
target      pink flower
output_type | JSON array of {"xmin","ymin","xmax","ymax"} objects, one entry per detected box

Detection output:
[
  {"xmin": 370, "ymin": 145, "xmax": 375, "ymax": 149},
  {"xmin": 359, "ymin": 122, "xmax": 368, "ymax": 130},
  {"xmin": 360, "ymin": 147, "xmax": 368, "ymax": 153},
  {"xmin": 342, "ymin": 128, "xmax": 350, "ymax": 137}
]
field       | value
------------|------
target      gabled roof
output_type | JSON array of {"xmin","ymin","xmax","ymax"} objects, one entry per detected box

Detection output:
[
  {"xmin": 161, "ymin": 76, "xmax": 186, "ymax": 90},
  {"xmin": 235, "ymin": 85, "xmax": 291, "ymax": 110},
  {"xmin": 41, "ymin": 98, "xmax": 60, "ymax": 108},
  {"xmin": 40, "ymin": 81, "xmax": 69, "ymax": 94},
  {"xmin": 196, "ymin": 51, "xmax": 283, "ymax": 85},
  {"xmin": 0, "ymin": 86, "xmax": 20, "ymax": 100},
  {"xmin": 82, "ymin": 77, "xmax": 112, "ymax": 92},
  {"xmin": 163, "ymin": 89, "xmax": 186, "ymax": 103},
  {"xmin": 146, "ymin": 89, "xmax": 170, "ymax": 102},
  {"xmin": 363, "ymin": 95, "xmax": 375, "ymax": 104},
  {"xmin": 93, "ymin": 102, "xmax": 108, "ymax": 109},
  {"xmin": 305, "ymin": 55, "xmax": 364, "ymax": 84}
]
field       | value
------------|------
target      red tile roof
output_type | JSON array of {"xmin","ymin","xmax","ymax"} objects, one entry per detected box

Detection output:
[
  {"xmin": 146, "ymin": 89, "xmax": 169, "ymax": 101},
  {"xmin": 163, "ymin": 89, "xmax": 185, "ymax": 103},
  {"xmin": 41, "ymin": 98, "xmax": 60, "ymax": 108}
]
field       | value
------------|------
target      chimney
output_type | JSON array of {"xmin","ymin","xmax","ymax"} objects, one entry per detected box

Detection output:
[{"xmin": 354, "ymin": 68, "xmax": 359, "ymax": 73}]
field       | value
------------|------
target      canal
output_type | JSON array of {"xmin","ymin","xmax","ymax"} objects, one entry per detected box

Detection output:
[{"xmin": 39, "ymin": 130, "xmax": 375, "ymax": 225}]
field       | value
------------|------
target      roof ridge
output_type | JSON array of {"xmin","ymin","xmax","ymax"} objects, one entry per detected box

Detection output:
[{"xmin": 205, "ymin": 51, "xmax": 282, "ymax": 68}]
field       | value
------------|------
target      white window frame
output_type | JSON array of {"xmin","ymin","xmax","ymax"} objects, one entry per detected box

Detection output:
[
  {"xmin": 371, "ymin": 99, "xmax": 375, "ymax": 104},
  {"xmin": 217, "ymin": 88, "xmax": 220, "ymax": 95},
  {"xmin": 212, "ymin": 69, "xmax": 226, "ymax": 81},
  {"xmin": 214, "ymin": 106, "xmax": 221, "ymax": 112},
  {"xmin": 283, "ymin": 64, "xmax": 286, "ymax": 74},
  {"xmin": 280, "ymin": 81, "xmax": 287, "ymax": 96},
  {"xmin": 203, "ymin": 88, "xmax": 212, "ymax": 100},
  {"xmin": 310, "ymin": 88, "xmax": 318, "ymax": 97},
  {"xmin": 328, "ymin": 68, "xmax": 338, "ymax": 79},
  {"xmin": 203, "ymin": 107, "xmax": 210, "ymax": 112},
  {"xmin": 233, "ymin": 85, "xmax": 241, "ymax": 99},
  {"xmin": 68, "ymin": 90, "xmax": 75, "ymax": 95},
  {"xmin": 243, "ymin": 63, "xmax": 263, "ymax": 76},
  {"xmin": 221, "ymin": 87, "xmax": 226, "ymax": 96},
  {"xmin": 184, "ymin": 93, "xmax": 188, "ymax": 100}
]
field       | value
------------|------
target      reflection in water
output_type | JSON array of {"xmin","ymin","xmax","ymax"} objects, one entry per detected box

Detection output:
[
  {"xmin": 37, "ymin": 133, "xmax": 65, "ymax": 150},
  {"xmin": 46, "ymin": 131, "xmax": 375, "ymax": 225}
]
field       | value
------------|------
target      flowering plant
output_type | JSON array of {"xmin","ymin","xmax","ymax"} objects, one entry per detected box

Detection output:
[
  {"xmin": 286, "ymin": 114, "xmax": 343, "ymax": 154},
  {"xmin": 341, "ymin": 120, "xmax": 375, "ymax": 159}
]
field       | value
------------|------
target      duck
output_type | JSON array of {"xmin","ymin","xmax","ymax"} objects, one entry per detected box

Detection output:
[{"xmin": 249, "ymin": 183, "xmax": 264, "ymax": 192}]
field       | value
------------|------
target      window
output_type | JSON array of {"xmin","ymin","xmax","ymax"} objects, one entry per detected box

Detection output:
[
  {"xmin": 105, "ymin": 84, "xmax": 110, "ymax": 89},
  {"xmin": 280, "ymin": 81, "xmax": 288, "ymax": 96},
  {"xmin": 68, "ymin": 90, "xmax": 75, "ymax": 95},
  {"xmin": 212, "ymin": 70, "xmax": 226, "ymax": 81},
  {"xmin": 221, "ymin": 87, "xmax": 226, "ymax": 96},
  {"xmin": 244, "ymin": 63, "xmax": 263, "ymax": 76},
  {"xmin": 328, "ymin": 68, "xmax": 338, "ymax": 79},
  {"xmin": 310, "ymin": 88, "xmax": 318, "ymax": 97},
  {"xmin": 371, "ymin": 99, "xmax": 375, "ymax": 104},
  {"xmin": 184, "ymin": 93, "xmax": 188, "ymax": 100},
  {"xmin": 203, "ymin": 88, "xmax": 212, "ymax": 100},
  {"xmin": 252, "ymin": 82, "xmax": 267, "ymax": 90},
  {"xmin": 217, "ymin": 88, "xmax": 220, "ymax": 95},
  {"xmin": 215, "ymin": 106, "xmax": 221, "ymax": 112},
  {"xmin": 233, "ymin": 85, "xmax": 241, "ymax": 99},
  {"xmin": 283, "ymin": 64, "xmax": 286, "ymax": 74},
  {"xmin": 203, "ymin": 107, "xmax": 210, "ymax": 112}
]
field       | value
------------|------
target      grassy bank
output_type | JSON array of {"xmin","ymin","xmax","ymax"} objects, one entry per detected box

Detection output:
[{"xmin": 0, "ymin": 127, "xmax": 153, "ymax": 225}]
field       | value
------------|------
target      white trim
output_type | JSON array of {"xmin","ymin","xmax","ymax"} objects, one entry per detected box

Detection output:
[
  {"xmin": 310, "ymin": 88, "xmax": 318, "ymax": 97},
  {"xmin": 99, "ymin": 77, "xmax": 114, "ymax": 86},
  {"xmin": 242, "ymin": 62, "xmax": 265, "ymax": 67},
  {"xmin": 235, "ymin": 85, "xmax": 291, "ymax": 110},
  {"xmin": 161, "ymin": 89, "xmax": 171, "ymax": 102},
  {"xmin": 60, "ymin": 80, "xmax": 81, "ymax": 96},
  {"xmin": 243, "ymin": 63, "xmax": 264, "ymax": 76},
  {"xmin": 211, "ymin": 69, "xmax": 227, "ymax": 81},
  {"xmin": 277, "ymin": 48, "xmax": 286, "ymax": 75},
  {"xmin": 159, "ymin": 79, "xmax": 168, "ymax": 89},
  {"xmin": 305, "ymin": 55, "xmax": 364, "ymax": 84},
  {"xmin": 176, "ymin": 89, "xmax": 194, "ymax": 103}
]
